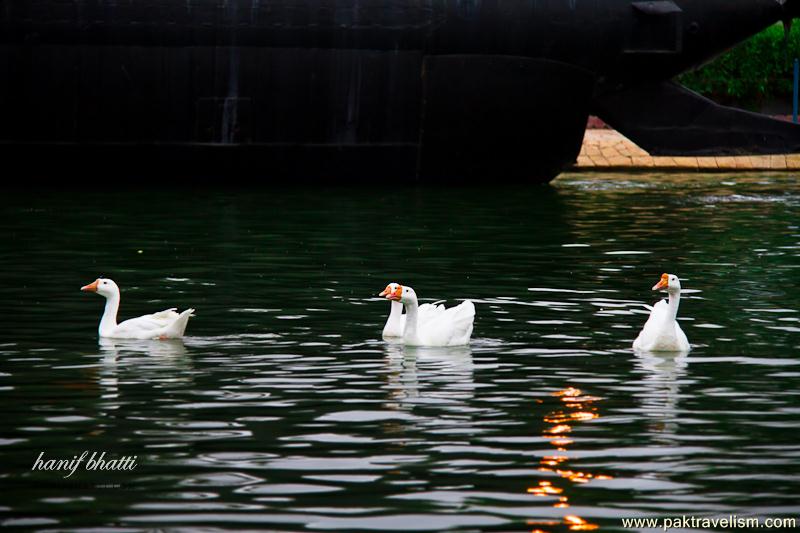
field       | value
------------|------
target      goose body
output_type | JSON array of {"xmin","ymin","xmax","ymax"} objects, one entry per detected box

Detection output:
[
  {"xmin": 81, "ymin": 278, "xmax": 195, "ymax": 340},
  {"xmin": 380, "ymin": 283, "xmax": 474, "ymax": 347},
  {"xmin": 633, "ymin": 273, "xmax": 690, "ymax": 352}
]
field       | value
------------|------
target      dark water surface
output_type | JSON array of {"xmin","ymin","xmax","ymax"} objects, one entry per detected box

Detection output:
[{"xmin": 1, "ymin": 174, "xmax": 799, "ymax": 531}]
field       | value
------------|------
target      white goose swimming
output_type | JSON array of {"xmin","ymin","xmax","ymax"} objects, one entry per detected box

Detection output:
[
  {"xmin": 381, "ymin": 283, "xmax": 474, "ymax": 347},
  {"xmin": 633, "ymin": 273, "xmax": 690, "ymax": 352},
  {"xmin": 378, "ymin": 282, "xmax": 445, "ymax": 340},
  {"xmin": 81, "ymin": 278, "xmax": 195, "ymax": 340}
]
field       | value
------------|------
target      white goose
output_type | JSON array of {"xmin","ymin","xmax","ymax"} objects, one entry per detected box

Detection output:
[
  {"xmin": 81, "ymin": 278, "xmax": 195, "ymax": 340},
  {"xmin": 381, "ymin": 283, "xmax": 475, "ymax": 347},
  {"xmin": 633, "ymin": 273, "xmax": 690, "ymax": 352},
  {"xmin": 378, "ymin": 282, "xmax": 445, "ymax": 340}
]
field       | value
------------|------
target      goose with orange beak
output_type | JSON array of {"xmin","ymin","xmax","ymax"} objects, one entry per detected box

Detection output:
[
  {"xmin": 378, "ymin": 283, "xmax": 406, "ymax": 339},
  {"xmin": 377, "ymin": 282, "xmax": 445, "ymax": 340},
  {"xmin": 81, "ymin": 277, "xmax": 195, "ymax": 340},
  {"xmin": 378, "ymin": 283, "xmax": 474, "ymax": 346},
  {"xmin": 633, "ymin": 273, "xmax": 690, "ymax": 352}
]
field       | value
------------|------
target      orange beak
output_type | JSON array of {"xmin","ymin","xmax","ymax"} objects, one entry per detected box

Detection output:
[
  {"xmin": 81, "ymin": 279, "xmax": 100, "ymax": 292},
  {"xmin": 652, "ymin": 273, "xmax": 669, "ymax": 291},
  {"xmin": 379, "ymin": 284, "xmax": 403, "ymax": 301}
]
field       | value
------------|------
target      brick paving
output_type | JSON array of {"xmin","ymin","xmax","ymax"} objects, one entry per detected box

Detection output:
[{"xmin": 574, "ymin": 129, "xmax": 800, "ymax": 171}]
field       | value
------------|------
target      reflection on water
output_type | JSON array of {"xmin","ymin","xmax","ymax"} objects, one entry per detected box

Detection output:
[
  {"xmin": 635, "ymin": 351, "xmax": 688, "ymax": 438},
  {"xmin": 0, "ymin": 174, "xmax": 799, "ymax": 530},
  {"xmin": 99, "ymin": 337, "xmax": 188, "ymax": 358},
  {"xmin": 383, "ymin": 344, "xmax": 475, "ymax": 407},
  {"xmin": 96, "ymin": 338, "xmax": 191, "ymax": 407},
  {"xmin": 529, "ymin": 387, "xmax": 610, "ymax": 532}
]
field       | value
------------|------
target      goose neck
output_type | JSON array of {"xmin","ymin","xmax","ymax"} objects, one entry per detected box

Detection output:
[
  {"xmin": 666, "ymin": 290, "xmax": 680, "ymax": 321},
  {"xmin": 403, "ymin": 300, "xmax": 420, "ymax": 341},
  {"xmin": 389, "ymin": 300, "xmax": 403, "ymax": 319},
  {"xmin": 99, "ymin": 293, "xmax": 120, "ymax": 335}
]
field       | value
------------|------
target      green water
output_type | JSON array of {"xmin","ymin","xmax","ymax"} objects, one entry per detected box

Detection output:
[{"xmin": 1, "ymin": 174, "xmax": 799, "ymax": 531}]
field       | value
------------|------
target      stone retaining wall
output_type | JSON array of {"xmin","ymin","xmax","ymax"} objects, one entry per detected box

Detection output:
[{"xmin": 574, "ymin": 129, "xmax": 800, "ymax": 171}]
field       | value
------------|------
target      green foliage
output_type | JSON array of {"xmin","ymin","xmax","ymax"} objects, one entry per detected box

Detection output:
[{"xmin": 678, "ymin": 23, "xmax": 800, "ymax": 110}]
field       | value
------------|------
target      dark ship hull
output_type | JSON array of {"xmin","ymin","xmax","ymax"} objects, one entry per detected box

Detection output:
[{"xmin": 2, "ymin": 0, "xmax": 800, "ymax": 183}]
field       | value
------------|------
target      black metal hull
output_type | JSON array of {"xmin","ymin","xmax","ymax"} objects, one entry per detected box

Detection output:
[{"xmin": 0, "ymin": 44, "xmax": 592, "ymax": 183}]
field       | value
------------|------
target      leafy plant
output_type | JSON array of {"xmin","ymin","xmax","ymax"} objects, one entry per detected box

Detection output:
[{"xmin": 678, "ymin": 23, "xmax": 800, "ymax": 110}]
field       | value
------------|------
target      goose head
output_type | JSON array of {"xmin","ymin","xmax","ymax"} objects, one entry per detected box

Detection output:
[
  {"xmin": 652, "ymin": 273, "xmax": 681, "ymax": 293},
  {"xmin": 378, "ymin": 282, "xmax": 402, "ymax": 300},
  {"xmin": 81, "ymin": 278, "xmax": 120, "ymax": 298},
  {"xmin": 379, "ymin": 283, "xmax": 417, "ymax": 305}
]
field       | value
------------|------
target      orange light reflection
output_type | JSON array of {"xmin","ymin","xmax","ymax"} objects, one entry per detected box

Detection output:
[
  {"xmin": 527, "ymin": 387, "xmax": 612, "ymax": 532},
  {"xmin": 565, "ymin": 515, "xmax": 600, "ymax": 531}
]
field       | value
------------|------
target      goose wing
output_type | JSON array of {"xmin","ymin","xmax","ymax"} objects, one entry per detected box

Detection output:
[
  {"xmin": 419, "ymin": 300, "xmax": 475, "ymax": 346},
  {"xmin": 115, "ymin": 308, "xmax": 182, "ymax": 335},
  {"xmin": 418, "ymin": 302, "xmax": 446, "ymax": 323}
]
